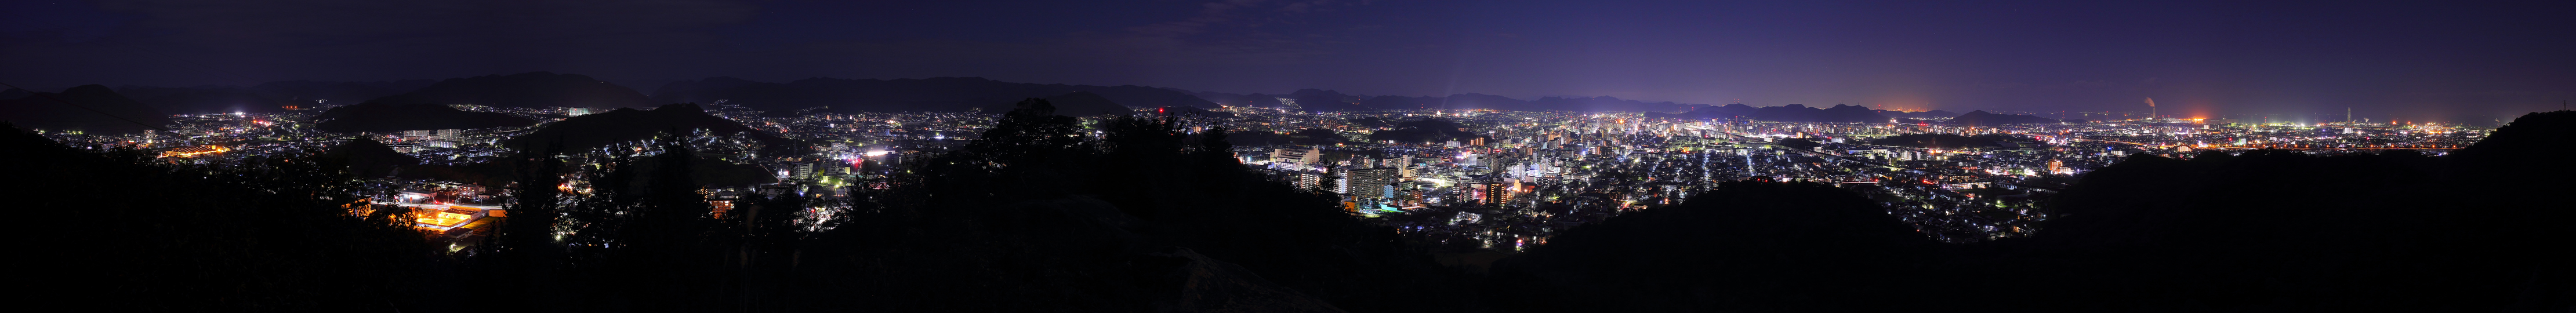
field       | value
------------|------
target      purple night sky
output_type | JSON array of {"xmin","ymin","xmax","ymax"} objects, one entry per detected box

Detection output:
[{"xmin": 4, "ymin": 1, "xmax": 2568, "ymax": 121}]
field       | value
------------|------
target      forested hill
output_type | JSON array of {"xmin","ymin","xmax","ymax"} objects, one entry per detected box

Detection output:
[
  {"xmin": 0, "ymin": 85, "xmax": 170, "ymax": 134},
  {"xmin": 501, "ymin": 103, "xmax": 783, "ymax": 151},
  {"xmin": 315, "ymin": 103, "xmax": 535, "ymax": 133}
]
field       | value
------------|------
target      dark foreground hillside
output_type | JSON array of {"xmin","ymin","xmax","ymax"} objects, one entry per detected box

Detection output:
[{"xmin": 6, "ymin": 123, "xmax": 434, "ymax": 310}]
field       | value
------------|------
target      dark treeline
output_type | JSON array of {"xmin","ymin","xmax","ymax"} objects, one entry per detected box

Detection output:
[
  {"xmin": 0, "ymin": 85, "xmax": 170, "ymax": 134},
  {"xmin": 8, "ymin": 122, "xmax": 433, "ymax": 310},
  {"xmin": 12, "ymin": 107, "xmax": 2573, "ymax": 312}
]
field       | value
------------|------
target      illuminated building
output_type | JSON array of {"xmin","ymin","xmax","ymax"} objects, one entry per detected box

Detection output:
[
  {"xmin": 159, "ymin": 145, "xmax": 230, "ymax": 158},
  {"xmin": 416, "ymin": 208, "xmax": 478, "ymax": 231},
  {"xmin": 1347, "ymin": 168, "xmax": 1399, "ymax": 199},
  {"xmin": 1297, "ymin": 170, "xmax": 1326, "ymax": 191},
  {"xmin": 1269, "ymin": 147, "xmax": 1322, "ymax": 170},
  {"xmin": 1481, "ymin": 180, "xmax": 1516, "ymax": 205},
  {"xmin": 1940, "ymin": 176, "xmax": 1993, "ymax": 190},
  {"xmin": 709, "ymin": 201, "xmax": 735, "ymax": 218}
]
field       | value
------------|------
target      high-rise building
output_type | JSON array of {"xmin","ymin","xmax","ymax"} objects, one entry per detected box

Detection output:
[
  {"xmin": 1481, "ymin": 180, "xmax": 1516, "ymax": 205},
  {"xmin": 2047, "ymin": 159, "xmax": 2069, "ymax": 175},
  {"xmin": 1297, "ymin": 170, "xmax": 1326, "ymax": 191},
  {"xmin": 1347, "ymin": 168, "xmax": 1399, "ymax": 199}
]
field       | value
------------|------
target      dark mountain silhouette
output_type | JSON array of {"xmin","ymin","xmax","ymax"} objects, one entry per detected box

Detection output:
[
  {"xmin": 1946, "ymin": 110, "xmax": 2059, "ymax": 126},
  {"xmin": 115, "ymin": 79, "xmax": 434, "ymax": 114},
  {"xmin": 1648, "ymin": 103, "xmax": 1891, "ymax": 122},
  {"xmin": 1183, "ymin": 89, "xmax": 1290, "ymax": 109},
  {"xmin": 0, "ymin": 85, "xmax": 170, "ymax": 134},
  {"xmin": 1029, "ymin": 91, "xmax": 1131, "ymax": 116},
  {"xmin": 2450, "ymin": 110, "xmax": 2576, "ymax": 178},
  {"xmin": 1286, "ymin": 89, "xmax": 1371, "ymax": 112},
  {"xmin": 1875, "ymin": 110, "xmax": 1957, "ymax": 119},
  {"xmin": 1489, "ymin": 181, "xmax": 1938, "ymax": 311},
  {"xmin": 323, "ymin": 139, "xmax": 419, "ymax": 177},
  {"xmin": 364, "ymin": 72, "xmax": 651, "ymax": 108},
  {"xmin": 1358, "ymin": 95, "xmax": 1424, "ymax": 110},
  {"xmin": 9, "ymin": 122, "xmax": 435, "ymax": 310},
  {"xmin": 315, "ymin": 103, "xmax": 536, "ymax": 133},
  {"xmin": 648, "ymin": 77, "xmax": 1214, "ymax": 114},
  {"xmin": 502, "ymin": 103, "xmax": 781, "ymax": 151}
]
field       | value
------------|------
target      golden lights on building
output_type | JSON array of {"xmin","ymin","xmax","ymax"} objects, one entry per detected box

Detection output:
[{"xmin": 159, "ymin": 145, "xmax": 230, "ymax": 158}]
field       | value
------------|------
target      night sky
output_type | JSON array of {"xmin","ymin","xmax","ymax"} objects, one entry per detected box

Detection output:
[{"xmin": 3, "ymin": 1, "xmax": 2568, "ymax": 121}]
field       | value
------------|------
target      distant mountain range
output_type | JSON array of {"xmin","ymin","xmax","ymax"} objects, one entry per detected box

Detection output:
[
  {"xmin": 315, "ymin": 103, "xmax": 536, "ymax": 133},
  {"xmin": 0, "ymin": 85, "xmax": 171, "ymax": 134},
  {"xmin": 362, "ymin": 72, "xmax": 652, "ymax": 108},
  {"xmin": 1881, "ymin": 110, "xmax": 1958, "ymax": 119},
  {"xmin": 115, "ymin": 80, "xmax": 434, "ymax": 114},
  {"xmin": 1944, "ymin": 110, "xmax": 2060, "ymax": 126},
  {"xmin": 87, "ymin": 71, "xmax": 2002, "ymax": 125},
  {"xmin": 648, "ymin": 77, "xmax": 1211, "ymax": 115}
]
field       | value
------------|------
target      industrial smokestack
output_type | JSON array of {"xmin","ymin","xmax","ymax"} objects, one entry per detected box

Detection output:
[{"xmin": 2143, "ymin": 97, "xmax": 2157, "ymax": 120}]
